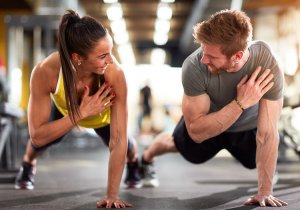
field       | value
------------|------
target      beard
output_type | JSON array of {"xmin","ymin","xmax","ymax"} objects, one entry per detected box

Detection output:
[{"xmin": 207, "ymin": 60, "xmax": 236, "ymax": 74}]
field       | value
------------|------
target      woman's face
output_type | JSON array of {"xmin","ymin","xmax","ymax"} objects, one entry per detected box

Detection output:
[{"xmin": 83, "ymin": 34, "xmax": 114, "ymax": 75}]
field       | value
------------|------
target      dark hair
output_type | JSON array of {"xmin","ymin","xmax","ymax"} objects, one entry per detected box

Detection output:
[
  {"xmin": 57, "ymin": 10, "xmax": 107, "ymax": 126},
  {"xmin": 193, "ymin": 9, "xmax": 252, "ymax": 58}
]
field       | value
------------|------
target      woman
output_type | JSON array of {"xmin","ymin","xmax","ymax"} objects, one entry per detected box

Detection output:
[{"xmin": 15, "ymin": 10, "xmax": 140, "ymax": 208}]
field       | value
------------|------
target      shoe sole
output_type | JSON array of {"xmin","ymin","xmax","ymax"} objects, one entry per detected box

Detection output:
[
  {"xmin": 142, "ymin": 179, "xmax": 159, "ymax": 188},
  {"xmin": 125, "ymin": 182, "xmax": 143, "ymax": 189},
  {"xmin": 14, "ymin": 184, "xmax": 34, "ymax": 190}
]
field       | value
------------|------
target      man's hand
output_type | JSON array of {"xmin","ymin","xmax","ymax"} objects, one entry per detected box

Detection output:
[
  {"xmin": 236, "ymin": 66, "xmax": 274, "ymax": 109},
  {"xmin": 96, "ymin": 196, "xmax": 133, "ymax": 208},
  {"xmin": 244, "ymin": 194, "xmax": 288, "ymax": 207}
]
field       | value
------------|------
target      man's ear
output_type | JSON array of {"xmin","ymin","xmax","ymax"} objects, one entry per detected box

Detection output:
[{"xmin": 233, "ymin": 51, "xmax": 244, "ymax": 62}]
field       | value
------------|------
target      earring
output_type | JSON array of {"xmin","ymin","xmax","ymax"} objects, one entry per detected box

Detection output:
[{"xmin": 77, "ymin": 61, "xmax": 81, "ymax": 66}]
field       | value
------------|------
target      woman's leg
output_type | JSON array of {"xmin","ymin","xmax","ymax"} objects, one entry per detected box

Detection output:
[{"xmin": 15, "ymin": 103, "xmax": 66, "ymax": 190}]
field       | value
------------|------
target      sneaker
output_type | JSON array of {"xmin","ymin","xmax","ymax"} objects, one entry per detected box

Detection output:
[
  {"xmin": 14, "ymin": 162, "xmax": 36, "ymax": 190},
  {"xmin": 124, "ymin": 161, "xmax": 142, "ymax": 189},
  {"xmin": 141, "ymin": 160, "xmax": 159, "ymax": 187},
  {"xmin": 272, "ymin": 170, "xmax": 279, "ymax": 185}
]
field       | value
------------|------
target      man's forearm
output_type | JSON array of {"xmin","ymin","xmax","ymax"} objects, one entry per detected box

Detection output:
[
  {"xmin": 187, "ymin": 100, "xmax": 243, "ymax": 142},
  {"xmin": 255, "ymin": 98, "xmax": 282, "ymax": 195},
  {"xmin": 256, "ymin": 133, "xmax": 279, "ymax": 195}
]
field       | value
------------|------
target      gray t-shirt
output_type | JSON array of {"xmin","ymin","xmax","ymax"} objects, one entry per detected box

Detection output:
[{"xmin": 182, "ymin": 40, "xmax": 284, "ymax": 132}]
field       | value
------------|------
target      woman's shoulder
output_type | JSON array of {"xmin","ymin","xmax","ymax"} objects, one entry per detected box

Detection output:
[
  {"xmin": 106, "ymin": 56, "xmax": 124, "ymax": 78},
  {"xmin": 31, "ymin": 51, "xmax": 61, "ymax": 92}
]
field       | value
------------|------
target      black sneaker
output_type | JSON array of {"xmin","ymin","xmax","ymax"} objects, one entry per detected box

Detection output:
[
  {"xmin": 141, "ymin": 159, "xmax": 159, "ymax": 187},
  {"xmin": 124, "ymin": 161, "xmax": 142, "ymax": 189},
  {"xmin": 14, "ymin": 162, "xmax": 36, "ymax": 190}
]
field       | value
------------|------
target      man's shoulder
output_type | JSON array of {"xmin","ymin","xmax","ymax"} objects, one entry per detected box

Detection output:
[
  {"xmin": 250, "ymin": 40, "xmax": 272, "ymax": 51},
  {"xmin": 182, "ymin": 48, "xmax": 203, "ymax": 71}
]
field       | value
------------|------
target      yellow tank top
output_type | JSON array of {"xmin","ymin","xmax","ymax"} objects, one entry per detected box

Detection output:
[{"xmin": 50, "ymin": 70, "xmax": 110, "ymax": 128}]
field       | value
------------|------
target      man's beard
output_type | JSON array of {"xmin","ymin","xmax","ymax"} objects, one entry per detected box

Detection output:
[{"xmin": 207, "ymin": 60, "xmax": 235, "ymax": 74}]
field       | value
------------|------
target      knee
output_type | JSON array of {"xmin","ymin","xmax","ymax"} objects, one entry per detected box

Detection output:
[
  {"xmin": 154, "ymin": 132, "xmax": 175, "ymax": 149},
  {"xmin": 241, "ymin": 161, "xmax": 256, "ymax": 169}
]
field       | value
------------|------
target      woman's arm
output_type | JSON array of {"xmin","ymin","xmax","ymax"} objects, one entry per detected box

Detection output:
[
  {"xmin": 27, "ymin": 60, "xmax": 78, "ymax": 147},
  {"xmin": 105, "ymin": 64, "xmax": 128, "ymax": 200},
  {"xmin": 28, "ymin": 54, "xmax": 112, "ymax": 147}
]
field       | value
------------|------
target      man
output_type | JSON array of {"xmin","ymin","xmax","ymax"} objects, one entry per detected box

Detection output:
[{"xmin": 140, "ymin": 9, "xmax": 288, "ymax": 207}]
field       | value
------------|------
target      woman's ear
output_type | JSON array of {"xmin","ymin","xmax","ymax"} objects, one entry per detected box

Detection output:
[{"xmin": 71, "ymin": 53, "xmax": 82, "ymax": 66}]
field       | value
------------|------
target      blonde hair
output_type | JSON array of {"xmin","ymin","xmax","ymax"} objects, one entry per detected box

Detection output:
[{"xmin": 193, "ymin": 9, "xmax": 252, "ymax": 58}]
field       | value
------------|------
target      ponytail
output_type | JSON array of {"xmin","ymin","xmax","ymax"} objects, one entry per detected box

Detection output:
[{"xmin": 57, "ymin": 10, "xmax": 107, "ymax": 126}]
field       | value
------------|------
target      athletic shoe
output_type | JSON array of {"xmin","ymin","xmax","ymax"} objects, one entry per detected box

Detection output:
[
  {"xmin": 141, "ymin": 159, "xmax": 159, "ymax": 187},
  {"xmin": 124, "ymin": 161, "xmax": 142, "ymax": 188},
  {"xmin": 14, "ymin": 162, "xmax": 36, "ymax": 190},
  {"xmin": 273, "ymin": 170, "xmax": 279, "ymax": 185}
]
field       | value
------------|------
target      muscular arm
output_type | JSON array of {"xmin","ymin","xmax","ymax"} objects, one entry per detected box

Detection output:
[
  {"xmin": 105, "ymin": 65, "xmax": 128, "ymax": 199},
  {"xmin": 182, "ymin": 93, "xmax": 243, "ymax": 143},
  {"xmin": 28, "ymin": 60, "xmax": 79, "ymax": 147},
  {"xmin": 183, "ymin": 66, "xmax": 274, "ymax": 143},
  {"xmin": 256, "ymin": 98, "xmax": 282, "ymax": 195}
]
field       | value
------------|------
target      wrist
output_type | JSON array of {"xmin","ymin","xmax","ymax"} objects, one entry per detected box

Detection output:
[
  {"xmin": 234, "ymin": 98, "xmax": 245, "ymax": 111},
  {"xmin": 258, "ymin": 190, "xmax": 273, "ymax": 196}
]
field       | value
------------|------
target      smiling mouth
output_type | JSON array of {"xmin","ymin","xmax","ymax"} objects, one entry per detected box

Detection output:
[
  {"xmin": 100, "ymin": 65, "xmax": 108, "ymax": 72},
  {"xmin": 103, "ymin": 64, "xmax": 109, "ymax": 70}
]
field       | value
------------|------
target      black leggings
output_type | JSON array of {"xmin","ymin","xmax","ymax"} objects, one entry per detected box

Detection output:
[{"xmin": 31, "ymin": 103, "xmax": 134, "ymax": 153}]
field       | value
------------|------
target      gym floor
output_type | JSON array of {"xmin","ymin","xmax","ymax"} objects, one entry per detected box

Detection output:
[{"xmin": 0, "ymin": 132, "xmax": 299, "ymax": 210}]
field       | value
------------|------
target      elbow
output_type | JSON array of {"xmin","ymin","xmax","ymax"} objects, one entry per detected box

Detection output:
[
  {"xmin": 187, "ymin": 124, "xmax": 205, "ymax": 144},
  {"xmin": 29, "ymin": 130, "xmax": 43, "ymax": 148}
]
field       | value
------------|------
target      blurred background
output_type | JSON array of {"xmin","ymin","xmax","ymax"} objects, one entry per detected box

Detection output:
[{"xmin": 1, "ymin": 0, "xmax": 300, "ymax": 171}]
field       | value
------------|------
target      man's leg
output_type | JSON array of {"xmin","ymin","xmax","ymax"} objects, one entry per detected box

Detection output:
[
  {"xmin": 142, "ymin": 132, "xmax": 178, "ymax": 162},
  {"xmin": 140, "ymin": 132, "xmax": 178, "ymax": 187},
  {"xmin": 141, "ymin": 116, "xmax": 223, "ymax": 187}
]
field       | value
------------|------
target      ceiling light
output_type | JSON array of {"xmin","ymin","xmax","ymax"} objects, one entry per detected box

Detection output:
[
  {"xmin": 157, "ymin": 3, "xmax": 172, "ymax": 20},
  {"xmin": 160, "ymin": 0, "xmax": 175, "ymax": 3},
  {"xmin": 155, "ymin": 19, "xmax": 170, "ymax": 33},
  {"xmin": 151, "ymin": 48, "xmax": 166, "ymax": 65},
  {"xmin": 103, "ymin": 0, "xmax": 118, "ymax": 3},
  {"xmin": 153, "ymin": 32, "xmax": 168, "ymax": 45},
  {"xmin": 118, "ymin": 43, "xmax": 136, "ymax": 65},
  {"xmin": 106, "ymin": 3, "xmax": 123, "ymax": 21},
  {"xmin": 114, "ymin": 32, "xmax": 129, "ymax": 45},
  {"xmin": 110, "ymin": 19, "xmax": 126, "ymax": 34}
]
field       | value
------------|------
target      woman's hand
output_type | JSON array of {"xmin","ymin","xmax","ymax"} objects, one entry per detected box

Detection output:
[
  {"xmin": 79, "ymin": 82, "xmax": 115, "ymax": 119},
  {"xmin": 96, "ymin": 196, "xmax": 133, "ymax": 208}
]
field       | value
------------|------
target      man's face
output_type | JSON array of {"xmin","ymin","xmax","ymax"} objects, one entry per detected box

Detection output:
[{"xmin": 200, "ymin": 43, "xmax": 235, "ymax": 74}]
